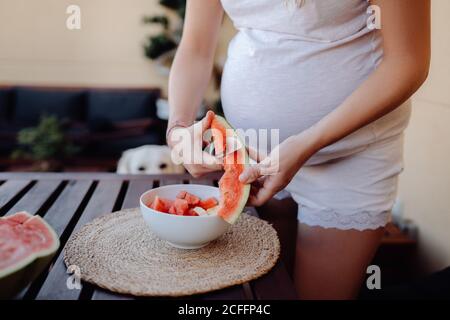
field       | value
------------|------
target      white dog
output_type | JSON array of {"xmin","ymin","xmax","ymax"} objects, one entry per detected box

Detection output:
[{"xmin": 117, "ymin": 145, "xmax": 185, "ymax": 175}]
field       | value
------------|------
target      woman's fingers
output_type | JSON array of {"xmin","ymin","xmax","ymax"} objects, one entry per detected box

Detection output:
[
  {"xmin": 201, "ymin": 110, "xmax": 215, "ymax": 132},
  {"xmin": 184, "ymin": 150, "xmax": 223, "ymax": 178},
  {"xmin": 247, "ymin": 183, "xmax": 274, "ymax": 206},
  {"xmin": 239, "ymin": 164, "xmax": 262, "ymax": 184},
  {"xmin": 187, "ymin": 164, "xmax": 222, "ymax": 178},
  {"xmin": 239, "ymin": 152, "xmax": 275, "ymax": 183},
  {"xmin": 247, "ymin": 176, "xmax": 282, "ymax": 206},
  {"xmin": 201, "ymin": 151, "xmax": 223, "ymax": 169}
]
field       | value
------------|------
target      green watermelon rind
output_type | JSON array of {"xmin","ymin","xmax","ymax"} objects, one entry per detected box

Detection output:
[
  {"xmin": 0, "ymin": 213, "xmax": 60, "ymax": 299},
  {"xmin": 213, "ymin": 115, "xmax": 251, "ymax": 225}
]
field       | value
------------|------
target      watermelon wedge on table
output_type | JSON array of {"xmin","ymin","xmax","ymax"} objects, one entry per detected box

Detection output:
[{"xmin": 0, "ymin": 211, "xmax": 59, "ymax": 298}]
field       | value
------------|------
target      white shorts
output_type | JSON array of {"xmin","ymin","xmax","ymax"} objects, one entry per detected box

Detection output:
[{"xmin": 286, "ymin": 133, "xmax": 405, "ymax": 231}]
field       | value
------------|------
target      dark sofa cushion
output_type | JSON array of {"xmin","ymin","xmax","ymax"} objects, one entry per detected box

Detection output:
[
  {"xmin": 0, "ymin": 88, "xmax": 11, "ymax": 121},
  {"xmin": 87, "ymin": 89, "xmax": 158, "ymax": 125},
  {"xmin": 13, "ymin": 87, "xmax": 86, "ymax": 125}
]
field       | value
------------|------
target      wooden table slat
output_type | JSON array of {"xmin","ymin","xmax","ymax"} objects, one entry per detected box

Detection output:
[
  {"xmin": 6, "ymin": 180, "xmax": 62, "ymax": 216},
  {"xmin": 91, "ymin": 179, "xmax": 153, "ymax": 300},
  {"xmin": 190, "ymin": 179, "xmax": 214, "ymax": 186},
  {"xmin": 121, "ymin": 179, "xmax": 154, "ymax": 209},
  {"xmin": 159, "ymin": 177, "xmax": 185, "ymax": 186},
  {"xmin": 0, "ymin": 179, "xmax": 31, "ymax": 214},
  {"xmin": 35, "ymin": 180, "xmax": 123, "ymax": 300},
  {"xmin": 41, "ymin": 180, "xmax": 94, "ymax": 236}
]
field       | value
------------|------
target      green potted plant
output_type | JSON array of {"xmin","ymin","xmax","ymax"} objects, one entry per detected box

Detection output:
[
  {"xmin": 11, "ymin": 116, "xmax": 79, "ymax": 172},
  {"xmin": 143, "ymin": 0, "xmax": 186, "ymax": 75},
  {"xmin": 143, "ymin": 0, "xmax": 224, "ymax": 115}
]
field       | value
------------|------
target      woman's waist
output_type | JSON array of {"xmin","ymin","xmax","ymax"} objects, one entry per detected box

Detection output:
[{"xmin": 222, "ymin": 100, "xmax": 411, "ymax": 161}]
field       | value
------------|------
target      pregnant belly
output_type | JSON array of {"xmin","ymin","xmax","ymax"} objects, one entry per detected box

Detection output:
[
  {"xmin": 223, "ymin": 40, "xmax": 377, "ymax": 136},
  {"xmin": 221, "ymin": 29, "xmax": 381, "ymax": 152}
]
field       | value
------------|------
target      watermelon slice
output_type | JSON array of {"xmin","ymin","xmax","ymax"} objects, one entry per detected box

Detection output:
[
  {"xmin": 0, "ymin": 211, "xmax": 60, "ymax": 298},
  {"xmin": 211, "ymin": 115, "xmax": 251, "ymax": 224}
]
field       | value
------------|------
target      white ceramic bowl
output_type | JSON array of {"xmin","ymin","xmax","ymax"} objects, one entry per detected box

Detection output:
[{"xmin": 140, "ymin": 184, "xmax": 230, "ymax": 249}]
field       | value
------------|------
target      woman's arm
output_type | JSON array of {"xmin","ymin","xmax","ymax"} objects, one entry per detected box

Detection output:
[
  {"xmin": 304, "ymin": 0, "xmax": 431, "ymax": 153},
  {"xmin": 240, "ymin": 0, "xmax": 431, "ymax": 206},
  {"xmin": 167, "ymin": 0, "xmax": 224, "ymax": 144}
]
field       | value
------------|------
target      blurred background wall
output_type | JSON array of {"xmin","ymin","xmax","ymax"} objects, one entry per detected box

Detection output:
[
  {"xmin": 399, "ymin": 0, "xmax": 450, "ymax": 273},
  {"xmin": 0, "ymin": 0, "xmax": 449, "ymax": 272},
  {"xmin": 0, "ymin": 0, "xmax": 235, "ymax": 97}
]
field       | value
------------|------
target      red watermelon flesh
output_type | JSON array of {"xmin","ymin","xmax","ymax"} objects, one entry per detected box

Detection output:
[
  {"xmin": 146, "ymin": 193, "xmax": 218, "ymax": 217},
  {"xmin": 160, "ymin": 198, "xmax": 173, "ymax": 210},
  {"xmin": 168, "ymin": 205, "xmax": 177, "ymax": 215},
  {"xmin": 184, "ymin": 193, "xmax": 200, "ymax": 206},
  {"xmin": 150, "ymin": 196, "xmax": 173, "ymax": 213},
  {"xmin": 150, "ymin": 196, "xmax": 166, "ymax": 213},
  {"xmin": 199, "ymin": 197, "xmax": 219, "ymax": 210},
  {"xmin": 173, "ymin": 198, "xmax": 190, "ymax": 215},
  {"xmin": 4, "ymin": 211, "xmax": 32, "ymax": 224},
  {"xmin": 0, "ymin": 212, "xmax": 56, "ymax": 270},
  {"xmin": 186, "ymin": 208, "xmax": 199, "ymax": 217},
  {"xmin": 176, "ymin": 191, "xmax": 200, "ymax": 206},
  {"xmin": 176, "ymin": 191, "xmax": 187, "ymax": 199},
  {"xmin": 211, "ymin": 115, "xmax": 250, "ymax": 224},
  {"xmin": 0, "ymin": 211, "xmax": 59, "ymax": 298}
]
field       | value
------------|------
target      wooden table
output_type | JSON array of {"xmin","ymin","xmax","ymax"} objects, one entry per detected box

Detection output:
[{"xmin": 0, "ymin": 173, "xmax": 297, "ymax": 300}]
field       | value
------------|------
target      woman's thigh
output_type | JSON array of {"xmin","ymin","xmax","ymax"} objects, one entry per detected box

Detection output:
[{"xmin": 294, "ymin": 223, "xmax": 384, "ymax": 300}]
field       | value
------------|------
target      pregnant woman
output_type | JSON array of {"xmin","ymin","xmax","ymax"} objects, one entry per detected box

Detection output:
[{"xmin": 167, "ymin": 0, "xmax": 430, "ymax": 299}]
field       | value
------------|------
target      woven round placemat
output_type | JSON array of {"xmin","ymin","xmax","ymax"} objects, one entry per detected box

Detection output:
[{"xmin": 64, "ymin": 208, "xmax": 280, "ymax": 297}]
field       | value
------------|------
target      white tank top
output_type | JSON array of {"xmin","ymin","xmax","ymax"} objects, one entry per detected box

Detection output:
[{"xmin": 220, "ymin": 0, "xmax": 411, "ymax": 162}]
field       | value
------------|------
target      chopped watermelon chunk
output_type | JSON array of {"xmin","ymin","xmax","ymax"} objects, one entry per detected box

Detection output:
[
  {"xmin": 184, "ymin": 192, "xmax": 200, "ymax": 206},
  {"xmin": 151, "ymin": 196, "xmax": 166, "ymax": 213},
  {"xmin": 150, "ymin": 196, "xmax": 173, "ymax": 213},
  {"xmin": 168, "ymin": 205, "xmax": 177, "ymax": 215},
  {"xmin": 199, "ymin": 197, "xmax": 218, "ymax": 210},
  {"xmin": 186, "ymin": 208, "xmax": 199, "ymax": 216},
  {"xmin": 176, "ymin": 191, "xmax": 200, "ymax": 206},
  {"xmin": 148, "ymin": 192, "xmax": 220, "ymax": 216},
  {"xmin": 176, "ymin": 191, "xmax": 187, "ymax": 199},
  {"xmin": 159, "ymin": 198, "xmax": 173, "ymax": 210},
  {"xmin": 173, "ymin": 198, "xmax": 189, "ymax": 215}
]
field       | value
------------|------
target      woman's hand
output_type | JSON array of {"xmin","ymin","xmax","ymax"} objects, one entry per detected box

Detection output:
[
  {"xmin": 168, "ymin": 111, "xmax": 222, "ymax": 178},
  {"xmin": 239, "ymin": 131, "xmax": 319, "ymax": 206}
]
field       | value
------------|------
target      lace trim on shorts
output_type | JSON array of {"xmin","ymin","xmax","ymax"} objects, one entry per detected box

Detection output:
[{"xmin": 298, "ymin": 205, "xmax": 390, "ymax": 231}]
